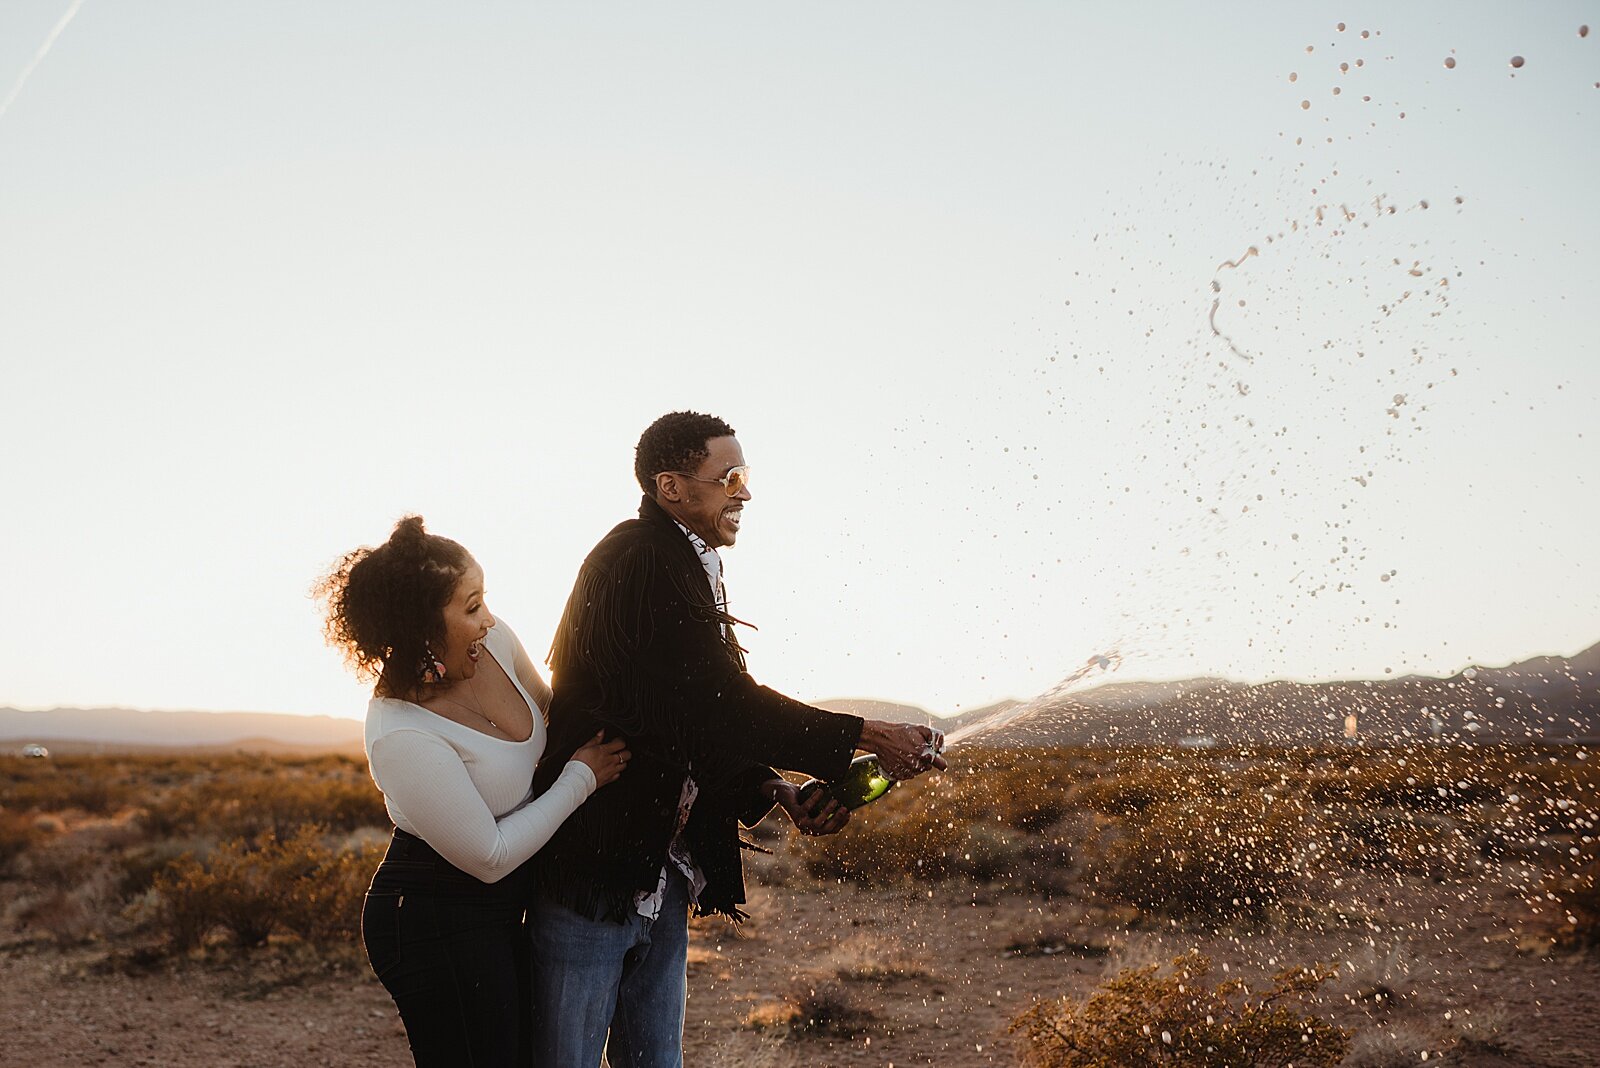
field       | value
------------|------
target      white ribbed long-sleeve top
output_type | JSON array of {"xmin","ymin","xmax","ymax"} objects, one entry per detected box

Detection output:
[{"xmin": 363, "ymin": 620, "xmax": 595, "ymax": 883}]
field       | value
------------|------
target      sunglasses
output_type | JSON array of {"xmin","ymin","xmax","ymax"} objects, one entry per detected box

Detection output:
[{"xmin": 670, "ymin": 465, "xmax": 751, "ymax": 497}]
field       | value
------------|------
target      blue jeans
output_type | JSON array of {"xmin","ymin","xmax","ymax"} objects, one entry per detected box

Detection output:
[{"xmin": 528, "ymin": 869, "xmax": 689, "ymax": 1068}]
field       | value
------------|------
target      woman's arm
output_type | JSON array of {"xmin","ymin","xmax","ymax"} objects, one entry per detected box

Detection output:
[{"xmin": 368, "ymin": 728, "xmax": 594, "ymax": 883}]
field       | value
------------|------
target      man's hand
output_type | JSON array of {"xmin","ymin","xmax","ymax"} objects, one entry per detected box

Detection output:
[
  {"xmin": 858, "ymin": 721, "xmax": 949, "ymax": 780},
  {"xmin": 765, "ymin": 779, "xmax": 850, "ymax": 836}
]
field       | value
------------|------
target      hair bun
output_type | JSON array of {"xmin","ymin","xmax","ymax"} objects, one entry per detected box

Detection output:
[{"xmin": 388, "ymin": 515, "xmax": 429, "ymax": 558}]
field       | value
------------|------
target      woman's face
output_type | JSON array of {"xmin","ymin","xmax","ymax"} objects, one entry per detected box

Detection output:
[{"xmin": 436, "ymin": 563, "xmax": 493, "ymax": 682}]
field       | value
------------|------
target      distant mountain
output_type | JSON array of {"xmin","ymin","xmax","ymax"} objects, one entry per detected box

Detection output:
[
  {"xmin": 954, "ymin": 641, "xmax": 1600, "ymax": 747},
  {"xmin": 0, "ymin": 707, "xmax": 364, "ymax": 755},
  {"xmin": 813, "ymin": 698, "xmax": 938, "ymax": 724},
  {"xmin": 6, "ymin": 640, "xmax": 1596, "ymax": 755}
]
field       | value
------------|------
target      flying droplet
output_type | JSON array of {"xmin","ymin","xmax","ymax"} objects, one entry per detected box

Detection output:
[
  {"xmin": 1361, "ymin": 29, "xmax": 1371, "ymax": 39},
  {"xmin": 1580, "ymin": 25, "xmax": 1589, "ymax": 38},
  {"xmin": 1340, "ymin": 62, "xmax": 1350, "ymax": 72},
  {"xmin": 1509, "ymin": 55, "xmax": 1525, "ymax": 68},
  {"xmin": 1306, "ymin": 44, "xmax": 1315, "ymax": 53},
  {"xmin": 1443, "ymin": 56, "xmax": 1456, "ymax": 69},
  {"xmin": 1301, "ymin": 99, "xmax": 1311, "ymax": 110},
  {"xmin": 1332, "ymin": 86, "xmax": 1341, "ymax": 95},
  {"xmin": 1289, "ymin": 71, "xmax": 1298, "ymax": 82}
]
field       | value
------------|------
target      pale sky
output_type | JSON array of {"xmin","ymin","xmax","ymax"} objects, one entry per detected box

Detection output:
[{"xmin": 2, "ymin": 2, "xmax": 1596, "ymax": 721}]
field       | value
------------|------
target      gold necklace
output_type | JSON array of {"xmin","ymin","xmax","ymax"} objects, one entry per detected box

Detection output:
[{"xmin": 427, "ymin": 676, "xmax": 501, "ymax": 731}]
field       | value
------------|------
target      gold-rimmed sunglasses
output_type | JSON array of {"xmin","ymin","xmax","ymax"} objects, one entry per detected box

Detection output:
[{"xmin": 670, "ymin": 465, "xmax": 751, "ymax": 497}]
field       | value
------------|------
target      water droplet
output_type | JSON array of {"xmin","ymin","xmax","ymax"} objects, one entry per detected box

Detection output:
[
  {"xmin": 1340, "ymin": 62, "xmax": 1350, "ymax": 72},
  {"xmin": 1306, "ymin": 44, "xmax": 1315, "ymax": 54},
  {"xmin": 1332, "ymin": 86, "xmax": 1341, "ymax": 95},
  {"xmin": 1289, "ymin": 71, "xmax": 1298, "ymax": 82},
  {"xmin": 1360, "ymin": 29, "xmax": 1371, "ymax": 39},
  {"xmin": 1580, "ymin": 25, "xmax": 1590, "ymax": 38},
  {"xmin": 1443, "ymin": 56, "xmax": 1456, "ymax": 69},
  {"xmin": 1509, "ymin": 55, "xmax": 1525, "ymax": 68},
  {"xmin": 1301, "ymin": 99, "xmax": 1311, "ymax": 110}
]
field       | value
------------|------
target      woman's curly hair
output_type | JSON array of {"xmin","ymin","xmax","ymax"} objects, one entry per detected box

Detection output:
[{"xmin": 313, "ymin": 516, "xmax": 475, "ymax": 699}]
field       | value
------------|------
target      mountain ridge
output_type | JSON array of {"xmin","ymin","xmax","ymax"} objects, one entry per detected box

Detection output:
[{"xmin": 7, "ymin": 640, "xmax": 1595, "ymax": 753}]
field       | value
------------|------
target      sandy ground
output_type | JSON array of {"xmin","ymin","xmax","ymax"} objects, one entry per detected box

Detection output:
[{"xmin": 3, "ymin": 861, "xmax": 1598, "ymax": 1068}]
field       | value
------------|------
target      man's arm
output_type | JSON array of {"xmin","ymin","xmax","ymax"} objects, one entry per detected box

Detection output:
[
  {"xmin": 548, "ymin": 535, "xmax": 939, "ymax": 783},
  {"xmin": 644, "ymin": 554, "xmax": 947, "ymax": 779}
]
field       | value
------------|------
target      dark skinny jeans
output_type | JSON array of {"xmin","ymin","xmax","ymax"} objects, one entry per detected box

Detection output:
[{"xmin": 362, "ymin": 828, "xmax": 534, "ymax": 1068}]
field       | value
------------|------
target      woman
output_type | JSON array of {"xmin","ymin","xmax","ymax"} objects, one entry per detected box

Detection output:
[{"xmin": 315, "ymin": 515, "xmax": 627, "ymax": 1066}]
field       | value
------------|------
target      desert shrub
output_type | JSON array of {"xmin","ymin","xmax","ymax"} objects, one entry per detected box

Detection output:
[
  {"xmin": 15, "ymin": 889, "xmax": 94, "ymax": 942},
  {"xmin": 1325, "ymin": 809, "xmax": 1476, "ymax": 879},
  {"xmin": 744, "ymin": 978, "xmax": 875, "ymax": 1037},
  {"xmin": 1009, "ymin": 797, "xmax": 1070, "ymax": 833},
  {"xmin": 0, "ymin": 759, "xmax": 135, "ymax": 815},
  {"xmin": 821, "ymin": 932, "xmax": 933, "ymax": 982},
  {"xmin": 1009, "ymin": 951, "xmax": 1347, "ymax": 1067},
  {"xmin": 1091, "ymin": 793, "xmax": 1307, "ymax": 918},
  {"xmin": 1533, "ymin": 858, "xmax": 1600, "ymax": 950},
  {"xmin": 276, "ymin": 836, "xmax": 385, "ymax": 944},
  {"xmin": 1340, "ymin": 1025, "xmax": 1441, "ymax": 1067},
  {"xmin": 140, "ymin": 767, "xmax": 386, "ymax": 840},
  {"xmin": 793, "ymin": 799, "xmax": 1063, "ymax": 888},
  {"xmin": 1451, "ymin": 1005, "xmax": 1518, "ymax": 1055},
  {"xmin": 10, "ymin": 834, "xmax": 130, "ymax": 943},
  {"xmin": 955, "ymin": 752, "xmax": 1083, "ymax": 831},
  {"xmin": 2, "ymin": 753, "xmax": 386, "ymax": 839},
  {"xmin": 787, "ymin": 747, "xmax": 1091, "ymax": 888},
  {"xmin": 1332, "ymin": 941, "xmax": 1416, "ymax": 1008},
  {"xmin": 1498, "ymin": 771, "xmax": 1600, "ymax": 837},
  {"xmin": 1305, "ymin": 748, "xmax": 1507, "ymax": 812},
  {"xmin": 795, "ymin": 802, "xmax": 965, "ymax": 884},
  {"xmin": 116, "ymin": 836, "xmax": 216, "ymax": 900},
  {"xmin": 0, "ymin": 807, "xmax": 44, "ymax": 869},
  {"xmin": 12, "ymin": 824, "xmax": 119, "ymax": 889},
  {"xmin": 1067, "ymin": 763, "xmax": 1206, "ymax": 817},
  {"xmin": 150, "ymin": 825, "xmax": 382, "ymax": 950}
]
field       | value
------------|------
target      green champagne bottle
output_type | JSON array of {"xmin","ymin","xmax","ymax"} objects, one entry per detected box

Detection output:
[{"xmin": 796, "ymin": 753, "xmax": 897, "ymax": 811}]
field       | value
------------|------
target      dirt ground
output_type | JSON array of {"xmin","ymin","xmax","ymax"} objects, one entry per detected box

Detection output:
[{"xmin": 3, "ymin": 860, "xmax": 1598, "ymax": 1068}]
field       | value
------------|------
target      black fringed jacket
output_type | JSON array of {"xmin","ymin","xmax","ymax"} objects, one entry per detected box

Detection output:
[{"xmin": 529, "ymin": 495, "xmax": 864, "ymax": 921}]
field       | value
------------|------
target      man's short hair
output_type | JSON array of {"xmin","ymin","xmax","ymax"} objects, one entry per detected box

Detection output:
[{"xmin": 635, "ymin": 411, "xmax": 737, "ymax": 497}]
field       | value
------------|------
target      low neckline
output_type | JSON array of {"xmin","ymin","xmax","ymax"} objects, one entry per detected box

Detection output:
[{"xmin": 384, "ymin": 627, "xmax": 537, "ymax": 744}]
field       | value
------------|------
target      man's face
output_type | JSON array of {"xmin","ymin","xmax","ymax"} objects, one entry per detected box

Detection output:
[{"xmin": 656, "ymin": 435, "xmax": 751, "ymax": 549}]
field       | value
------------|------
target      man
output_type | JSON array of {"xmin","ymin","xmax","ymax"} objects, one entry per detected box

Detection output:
[{"xmin": 528, "ymin": 410, "xmax": 943, "ymax": 1068}]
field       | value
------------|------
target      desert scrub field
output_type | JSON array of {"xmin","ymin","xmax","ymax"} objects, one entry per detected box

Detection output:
[
  {"xmin": 4, "ymin": 741, "xmax": 1600, "ymax": 1063},
  {"xmin": 774, "ymin": 741, "xmax": 1600, "ymax": 1061},
  {"xmin": 0, "ymin": 752, "xmax": 387, "ymax": 957},
  {"xmin": 788, "ymin": 743, "xmax": 1598, "ymax": 918}
]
